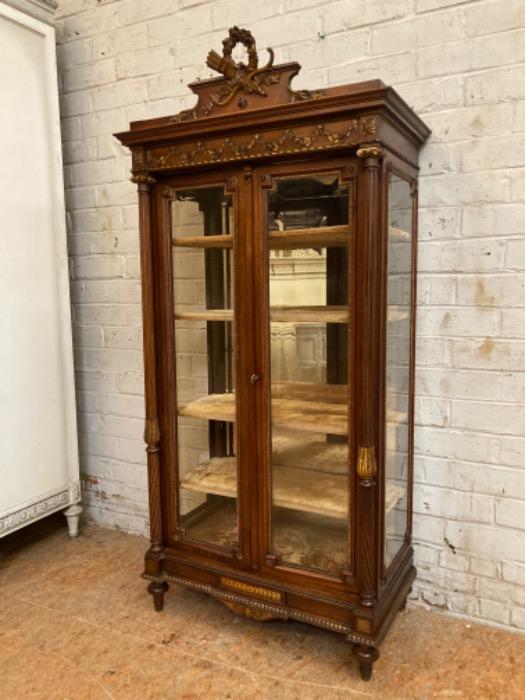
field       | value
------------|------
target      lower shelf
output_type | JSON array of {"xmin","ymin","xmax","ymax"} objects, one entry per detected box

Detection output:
[
  {"xmin": 182, "ymin": 498, "xmax": 348, "ymax": 577},
  {"xmin": 180, "ymin": 440, "xmax": 405, "ymax": 519}
]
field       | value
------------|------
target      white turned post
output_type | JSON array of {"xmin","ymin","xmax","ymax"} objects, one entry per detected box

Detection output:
[{"xmin": 63, "ymin": 504, "xmax": 82, "ymax": 538}]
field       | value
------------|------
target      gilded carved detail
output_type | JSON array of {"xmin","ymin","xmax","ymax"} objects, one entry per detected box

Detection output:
[
  {"xmin": 357, "ymin": 446, "xmax": 377, "ymax": 484},
  {"xmin": 356, "ymin": 143, "xmax": 383, "ymax": 159},
  {"xmin": 144, "ymin": 118, "xmax": 377, "ymax": 171},
  {"xmin": 220, "ymin": 576, "xmax": 283, "ymax": 603}
]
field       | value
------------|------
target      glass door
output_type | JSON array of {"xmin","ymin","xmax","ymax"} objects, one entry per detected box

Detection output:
[
  {"xmin": 255, "ymin": 160, "xmax": 355, "ymax": 582},
  {"xmin": 168, "ymin": 172, "xmax": 250, "ymax": 563}
]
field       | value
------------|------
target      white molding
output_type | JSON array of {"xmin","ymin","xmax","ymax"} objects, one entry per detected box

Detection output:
[
  {"xmin": 0, "ymin": 483, "xmax": 81, "ymax": 537},
  {"xmin": 0, "ymin": 0, "xmax": 57, "ymax": 25}
]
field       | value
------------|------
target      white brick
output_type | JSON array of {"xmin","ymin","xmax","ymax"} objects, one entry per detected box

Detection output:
[
  {"xmin": 418, "ymin": 275, "xmax": 456, "ymax": 305},
  {"xmin": 416, "ymin": 368, "xmax": 499, "ymax": 401},
  {"xmin": 415, "ymin": 396, "xmax": 450, "ymax": 427},
  {"xmin": 460, "ymin": 134, "xmax": 525, "ymax": 173},
  {"xmin": 502, "ymin": 562, "xmax": 525, "ymax": 586},
  {"xmin": 414, "ymin": 485, "xmax": 493, "ymax": 523},
  {"xmin": 453, "ymin": 463, "xmax": 525, "ymax": 499},
  {"xmin": 62, "ymin": 60, "xmax": 116, "ymax": 93},
  {"xmin": 440, "ymin": 549, "xmax": 469, "ymax": 572},
  {"xmin": 470, "ymin": 556, "xmax": 498, "ymax": 579},
  {"xmin": 371, "ymin": 10, "xmax": 464, "ymax": 54},
  {"xmin": 463, "ymin": 204, "xmax": 525, "ymax": 238},
  {"xmin": 418, "ymin": 307, "xmax": 500, "ymax": 338},
  {"xmin": 415, "ymin": 426, "xmax": 499, "ymax": 463},
  {"xmin": 417, "ymin": 30, "xmax": 525, "ymax": 79},
  {"xmin": 398, "ymin": 76, "xmax": 463, "ymax": 113},
  {"xmin": 456, "ymin": 275, "xmax": 525, "ymax": 308},
  {"xmin": 445, "ymin": 522, "xmax": 525, "ymax": 563},
  {"xmin": 451, "ymin": 401, "xmax": 525, "ymax": 437},
  {"xmin": 423, "ymin": 104, "xmax": 513, "ymax": 143},
  {"xmin": 418, "ymin": 239, "xmax": 504, "ymax": 272},
  {"xmin": 115, "ymin": 48, "xmax": 174, "ymax": 80},
  {"xmin": 148, "ymin": 11, "xmax": 212, "ymax": 46},
  {"xmin": 511, "ymin": 607, "xmax": 525, "ymax": 630},
  {"xmin": 419, "ymin": 207, "xmax": 461, "ymax": 241},
  {"xmin": 495, "ymin": 499, "xmax": 525, "ymax": 530},
  {"xmin": 73, "ymin": 254, "xmax": 126, "ymax": 280},
  {"xmin": 465, "ymin": 0, "xmax": 525, "ymax": 38},
  {"xmin": 465, "ymin": 66, "xmax": 525, "ymax": 106},
  {"xmin": 324, "ymin": 0, "xmax": 413, "ymax": 34},
  {"xmin": 479, "ymin": 599, "xmax": 510, "ymax": 625},
  {"xmin": 415, "ymin": 455, "xmax": 453, "ymax": 488},
  {"xmin": 419, "ymin": 173, "xmax": 508, "ymax": 207},
  {"xmin": 451, "ymin": 338, "xmax": 525, "ymax": 371},
  {"xmin": 499, "ymin": 435, "xmax": 525, "ymax": 469},
  {"xmin": 328, "ymin": 51, "xmax": 413, "ymax": 86}
]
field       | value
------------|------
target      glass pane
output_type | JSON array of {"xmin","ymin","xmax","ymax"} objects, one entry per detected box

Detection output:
[
  {"xmin": 172, "ymin": 186, "xmax": 238, "ymax": 549},
  {"xmin": 267, "ymin": 173, "xmax": 351, "ymax": 577},
  {"xmin": 384, "ymin": 175, "xmax": 413, "ymax": 568}
]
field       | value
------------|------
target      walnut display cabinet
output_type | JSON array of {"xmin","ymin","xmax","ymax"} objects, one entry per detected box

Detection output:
[{"xmin": 115, "ymin": 27, "xmax": 430, "ymax": 681}]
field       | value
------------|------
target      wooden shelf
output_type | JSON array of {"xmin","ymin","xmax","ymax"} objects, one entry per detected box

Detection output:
[
  {"xmin": 179, "ymin": 383, "xmax": 406, "ymax": 436},
  {"xmin": 172, "ymin": 226, "xmax": 351, "ymax": 250},
  {"xmin": 175, "ymin": 307, "xmax": 406, "ymax": 323},
  {"xmin": 173, "ymin": 234, "xmax": 233, "ymax": 248},
  {"xmin": 180, "ymin": 453, "xmax": 404, "ymax": 518},
  {"xmin": 175, "ymin": 305, "xmax": 348, "ymax": 323},
  {"xmin": 269, "ymin": 225, "xmax": 350, "ymax": 249}
]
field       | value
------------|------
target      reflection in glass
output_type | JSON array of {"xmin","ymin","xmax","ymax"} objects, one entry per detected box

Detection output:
[
  {"xmin": 267, "ymin": 174, "xmax": 351, "ymax": 577},
  {"xmin": 384, "ymin": 175, "xmax": 413, "ymax": 568},
  {"xmin": 172, "ymin": 186, "xmax": 238, "ymax": 548}
]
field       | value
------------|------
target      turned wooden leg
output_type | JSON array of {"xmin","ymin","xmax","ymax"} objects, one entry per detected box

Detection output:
[
  {"xmin": 354, "ymin": 644, "xmax": 379, "ymax": 681},
  {"xmin": 147, "ymin": 580, "xmax": 168, "ymax": 612}
]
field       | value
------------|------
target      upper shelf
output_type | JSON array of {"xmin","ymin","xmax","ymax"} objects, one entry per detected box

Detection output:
[
  {"xmin": 175, "ymin": 306, "xmax": 408, "ymax": 323},
  {"xmin": 172, "ymin": 226, "xmax": 408, "ymax": 251},
  {"xmin": 175, "ymin": 305, "xmax": 349, "ymax": 323},
  {"xmin": 172, "ymin": 225, "xmax": 351, "ymax": 250}
]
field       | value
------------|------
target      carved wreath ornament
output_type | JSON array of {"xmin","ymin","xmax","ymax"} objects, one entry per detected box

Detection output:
[{"xmin": 206, "ymin": 26, "xmax": 277, "ymax": 107}]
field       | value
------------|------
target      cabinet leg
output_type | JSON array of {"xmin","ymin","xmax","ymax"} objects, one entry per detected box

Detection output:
[
  {"xmin": 147, "ymin": 580, "xmax": 168, "ymax": 612},
  {"xmin": 63, "ymin": 504, "xmax": 82, "ymax": 538},
  {"xmin": 354, "ymin": 644, "xmax": 379, "ymax": 681}
]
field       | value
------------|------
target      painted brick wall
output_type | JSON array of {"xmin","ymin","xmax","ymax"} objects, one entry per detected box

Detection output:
[{"xmin": 55, "ymin": 0, "xmax": 525, "ymax": 632}]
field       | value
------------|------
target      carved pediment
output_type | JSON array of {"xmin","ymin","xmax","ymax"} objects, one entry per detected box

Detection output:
[{"xmin": 172, "ymin": 26, "xmax": 324, "ymax": 122}]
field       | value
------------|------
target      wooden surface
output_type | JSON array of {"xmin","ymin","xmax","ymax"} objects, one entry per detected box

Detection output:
[
  {"xmin": 179, "ymin": 386, "xmax": 406, "ymax": 435},
  {"xmin": 175, "ymin": 306, "xmax": 349, "ymax": 322},
  {"xmin": 173, "ymin": 225, "xmax": 351, "ymax": 250},
  {"xmin": 116, "ymin": 24, "xmax": 428, "ymax": 673},
  {"xmin": 180, "ymin": 453, "xmax": 404, "ymax": 518},
  {"xmin": 175, "ymin": 307, "xmax": 407, "ymax": 323}
]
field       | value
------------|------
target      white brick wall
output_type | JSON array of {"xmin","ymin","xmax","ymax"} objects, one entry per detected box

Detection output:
[{"xmin": 55, "ymin": 0, "xmax": 525, "ymax": 632}]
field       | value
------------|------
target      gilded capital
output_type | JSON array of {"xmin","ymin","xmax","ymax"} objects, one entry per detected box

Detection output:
[{"xmin": 356, "ymin": 143, "xmax": 383, "ymax": 159}]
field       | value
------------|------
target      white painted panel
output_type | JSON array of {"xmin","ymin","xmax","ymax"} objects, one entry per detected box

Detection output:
[{"xmin": 0, "ymin": 3, "xmax": 79, "ymax": 529}]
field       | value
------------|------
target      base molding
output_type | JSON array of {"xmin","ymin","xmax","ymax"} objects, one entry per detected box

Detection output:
[
  {"xmin": 143, "ymin": 572, "xmax": 354, "ymax": 635},
  {"xmin": 0, "ymin": 483, "xmax": 81, "ymax": 538}
]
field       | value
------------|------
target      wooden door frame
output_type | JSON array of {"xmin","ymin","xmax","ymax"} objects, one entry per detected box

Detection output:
[
  {"xmin": 250, "ymin": 154, "xmax": 360, "ymax": 596},
  {"xmin": 152, "ymin": 165, "xmax": 255, "ymax": 570}
]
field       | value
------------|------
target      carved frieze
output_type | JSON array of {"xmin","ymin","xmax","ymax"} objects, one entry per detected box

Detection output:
[{"xmin": 138, "ymin": 117, "xmax": 377, "ymax": 172}]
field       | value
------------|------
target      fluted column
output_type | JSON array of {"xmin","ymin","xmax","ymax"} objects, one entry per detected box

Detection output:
[
  {"xmin": 132, "ymin": 172, "xmax": 163, "ymax": 558},
  {"xmin": 355, "ymin": 144, "xmax": 383, "ymax": 607}
]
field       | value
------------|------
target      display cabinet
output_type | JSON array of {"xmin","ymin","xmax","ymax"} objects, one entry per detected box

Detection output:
[{"xmin": 116, "ymin": 27, "xmax": 430, "ymax": 680}]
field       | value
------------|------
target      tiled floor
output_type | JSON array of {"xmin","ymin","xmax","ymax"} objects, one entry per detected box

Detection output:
[{"xmin": 1, "ymin": 516, "xmax": 524, "ymax": 699}]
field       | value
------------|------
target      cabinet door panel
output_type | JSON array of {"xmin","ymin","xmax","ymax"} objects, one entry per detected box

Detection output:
[
  {"xmin": 253, "ymin": 160, "xmax": 356, "ymax": 586},
  {"xmin": 163, "ymin": 173, "xmax": 252, "ymax": 565}
]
